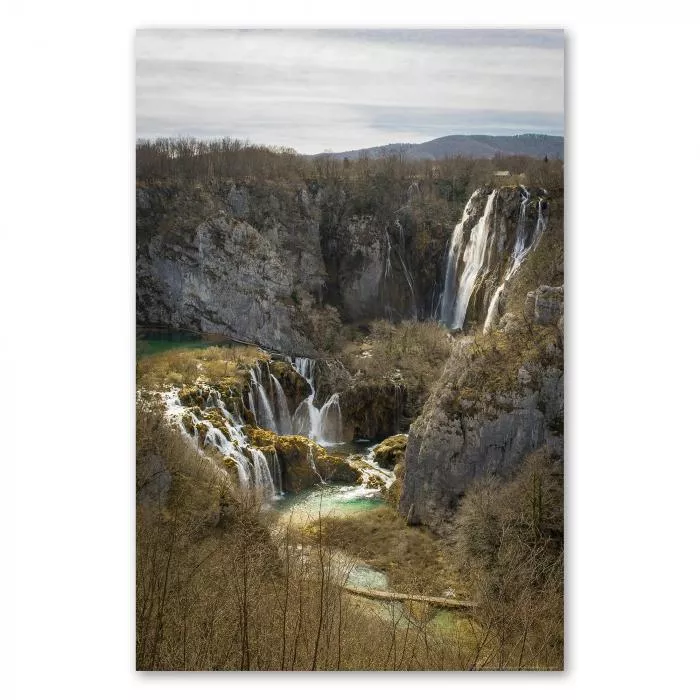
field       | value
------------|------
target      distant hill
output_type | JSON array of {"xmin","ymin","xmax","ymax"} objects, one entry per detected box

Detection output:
[{"xmin": 314, "ymin": 134, "xmax": 564, "ymax": 161}]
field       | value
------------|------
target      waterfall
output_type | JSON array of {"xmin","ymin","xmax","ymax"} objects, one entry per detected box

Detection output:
[
  {"xmin": 291, "ymin": 358, "xmax": 344, "ymax": 445},
  {"xmin": 318, "ymin": 393, "xmax": 343, "ymax": 444},
  {"xmin": 250, "ymin": 448, "xmax": 276, "ymax": 499},
  {"xmin": 267, "ymin": 450, "xmax": 284, "ymax": 496},
  {"xmin": 483, "ymin": 194, "xmax": 548, "ymax": 333},
  {"xmin": 384, "ymin": 231, "xmax": 393, "ymax": 279},
  {"xmin": 161, "ymin": 352, "xmax": 349, "ymax": 502},
  {"xmin": 449, "ymin": 190, "xmax": 498, "ymax": 331},
  {"xmin": 440, "ymin": 188, "xmax": 498, "ymax": 330},
  {"xmin": 249, "ymin": 365, "xmax": 277, "ymax": 432},
  {"xmin": 387, "ymin": 220, "xmax": 418, "ymax": 319},
  {"xmin": 163, "ymin": 388, "xmax": 278, "ymax": 498},
  {"xmin": 270, "ymin": 375, "xmax": 293, "ymax": 434},
  {"xmin": 306, "ymin": 443, "xmax": 326, "ymax": 484},
  {"xmin": 294, "ymin": 357, "xmax": 316, "ymax": 389}
]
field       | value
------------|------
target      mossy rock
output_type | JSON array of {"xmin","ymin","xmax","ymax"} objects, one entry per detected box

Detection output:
[
  {"xmin": 181, "ymin": 413, "xmax": 195, "ymax": 435},
  {"xmin": 341, "ymin": 380, "xmax": 405, "ymax": 441},
  {"xmin": 373, "ymin": 434, "xmax": 408, "ymax": 470},
  {"xmin": 365, "ymin": 474, "xmax": 385, "ymax": 490},
  {"xmin": 202, "ymin": 408, "xmax": 232, "ymax": 441},
  {"xmin": 256, "ymin": 432, "xmax": 362, "ymax": 492},
  {"xmin": 241, "ymin": 406, "xmax": 257, "ymax": 426},
  {"xmin": 385, "ymin": 460, "xmax": 405, "ymax": 509},
  {"xmin": 195, "ymin": 422, "xmax": 209, "ymax": 446},
  {"xmin": 244, "ymin": 426, "xmax": 277, "ymax": 448},
  {"xmin": 178, "ymin": 385, "xmax": 203, "ymax": 407}
]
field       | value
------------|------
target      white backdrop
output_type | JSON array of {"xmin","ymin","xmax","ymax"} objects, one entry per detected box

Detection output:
[{"xmin": 4, "ymin": 2, "xmax": 700, "ymax": 698}]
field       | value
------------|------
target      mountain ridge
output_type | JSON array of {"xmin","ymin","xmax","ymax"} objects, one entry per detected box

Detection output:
[{"xmin": 313, "ymin": 133, "xmax": 564, "ymax": 160}]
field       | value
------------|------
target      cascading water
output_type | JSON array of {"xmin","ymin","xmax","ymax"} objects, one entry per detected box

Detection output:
[
  {"xmin": 250, "ymin": 449, "xmax": 276, "ymax": 500},
  {"xmin": 306, "ymin": 443, "xmax": 326, "ymax": 484},
  {"xmin": 267, "ymin": 450, "xmax": 284, "ymax": 495},
  {"xmin": 159, "ymin": 354, "xmax": 362, "ymax": 503},
  {"xmin": 440, "ymin": 188, "xmax": 498, "ymax": 330},
  {"xmin": 291, "ymin": 357, "xmax": 344, "ymax": 445},
  {"xmin": 318, "ymin": 393, "xmax": 343, "ymax": 444},
  {"xmin": 483, "ymin": 192, "xmax": 548, "ymax": 332},
  {"xmin": 270, "ymin": 374, "xmax": 293, "ymax": 435},
  {"xmin": 163, "ymin": 388, "xmax": 278, "ymax": 498},
  {"xmin": 449, "ymin": 189, "xmax": 498, "ymax": 331},
  {"xmin": 249, "ymin": 365, "xmax": 277, "ymax": 432}
]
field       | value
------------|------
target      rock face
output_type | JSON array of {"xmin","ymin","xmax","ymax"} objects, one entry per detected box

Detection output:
[
  {"xmin": 399, "ymin": 324, "xmax": 564, "ymax": 527},
  {"xmin": 340, "ymin": 380, "xmax": 406, "ymax": 441},
  {"xmin": 244, "ymin": 428, "xmax": 361, "ymax": 492},
  {"xmin": 137, "ymin": 185, "xmax": 328, "ymax": 355},
  {"xmin": 136, "ymin": 180, "xmax": 452, "ymax": 354},
  {"xmin": 533, "ymin": 285, "xmax": 564, "ymax": 325}
]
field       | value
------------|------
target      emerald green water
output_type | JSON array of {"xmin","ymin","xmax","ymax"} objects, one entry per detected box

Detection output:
[
  {"xmin": 273, "ymin": 483, "xmax": 384, "ymax": 525},
  {"xmin": 136, "ymin": 327, "xmax": 243, "ymax": 358}
]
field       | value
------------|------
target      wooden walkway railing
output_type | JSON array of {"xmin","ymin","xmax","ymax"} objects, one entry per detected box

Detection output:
[{"xmin": 343, "ymin": 585, "xmax": 477, "ymax": 610}]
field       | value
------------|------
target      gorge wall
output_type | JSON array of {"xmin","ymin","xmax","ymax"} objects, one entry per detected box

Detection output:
[
  {"xmin": 137, "ymin": 178, "xmax": 453, "ymax": 355},
  {"xmin": 138, "ymin": 175, "xmax": 564, "ymax": 528}
]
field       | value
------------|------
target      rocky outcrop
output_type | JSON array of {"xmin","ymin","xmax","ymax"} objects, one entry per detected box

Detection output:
[
  {"xmin": 137, "ymin": 180, "xmax": 453, "ymax": 353},
  {"xmin": 399, "ymin": 323, "xmax": 563, "ymax": 527},
  {"xmin": 340, "ymin": 380, "xmax": 406, "ymax": 441},
  {"xmin": 136, "ymin": 190, "xmax": 327, "ymax": 354},
  {"xmin": 269, "ymin": 360, "xmax": 312, "ymax": 413},
  {"xmin": 244, "ymin": 428, "xmax": 361, "ymax": 492},
  {"xmin": 525, "ymin": 285, "xmax": 564, "ymax": 326},
  {"xmin": 372, "ymin": 434, "xmax": 408, "ymax": 470}
]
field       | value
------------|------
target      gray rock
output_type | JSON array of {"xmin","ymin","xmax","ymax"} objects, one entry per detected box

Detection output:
[
  {"xmin": 534, "ymin": 285, "xmax": 564, "ymax": 325},
  {"xmin": 399, "ymin": 336, "xmax": 564, "ymax": 527},
  {"xmin": 227, "ymin": 186, "xmax": 250, "ymax": 218}
]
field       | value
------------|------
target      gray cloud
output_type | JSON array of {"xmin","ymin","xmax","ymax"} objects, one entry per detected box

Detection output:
[{"xmin": 135, "ymin": 28, "xmax": 564, "ymax": 152}]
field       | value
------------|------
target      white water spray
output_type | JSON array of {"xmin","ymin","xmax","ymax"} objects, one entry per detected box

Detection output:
[
  {"xmin": 448, "ymin": 190, "xmax": 498, "ymax": 330},
  {"xmin": 483, "ymin": 194, "xmax": 548, "ymax": 332},
  {"xmin": 291, "ymin": 358, "xmax": 344, "ymax": 445},
  {"xmin": 440, "ymin": 189, "xmax": 499, "ymax": 330}
]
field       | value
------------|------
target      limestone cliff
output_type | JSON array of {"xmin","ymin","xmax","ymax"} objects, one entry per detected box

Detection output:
[
  {"xmin": 136, "ymin": 179, "xmax": 452, "ymax": 354},
  {"xmin": 399, "ymin": 302, "xmax": 564, "ymax": 527}
]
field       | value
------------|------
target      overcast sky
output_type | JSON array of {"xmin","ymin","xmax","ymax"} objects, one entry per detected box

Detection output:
[{"xmin": 135, "ymin": 28, "xmax": 564, "ymax": 153}]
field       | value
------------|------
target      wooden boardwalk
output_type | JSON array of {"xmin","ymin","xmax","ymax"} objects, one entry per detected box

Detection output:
[{"xmin": 343, "ymin": 585, "xmax": 477, "ymax": 610}]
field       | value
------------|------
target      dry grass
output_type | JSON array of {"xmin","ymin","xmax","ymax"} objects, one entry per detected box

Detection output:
[
  {"xmin": 136, "ymin": 344, "xmax": 267, "ymax": 390},
  {"xmin": 447, "ymin": 449, "xmax": 564, "ymax": 669},
  {"xmin": 312, "ymin": 505, "xmax": 468, "ymax": 598},
  {"xmin": 341, "ymin": 320, "xmax": 452, "ymax": 392}
]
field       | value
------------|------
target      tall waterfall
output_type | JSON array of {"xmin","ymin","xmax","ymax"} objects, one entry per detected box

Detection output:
[
  {"xmin": 291, "ymin": 357, "xmax": 344, "ymax": 445},
  {"xmin": 483, "ymin": 193, "xmax": 548, "ymax": 332},
  {"xmin": 440, "ymin": 189, "xmax": 498, "ymax": 330}
]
